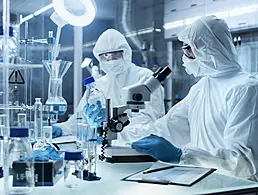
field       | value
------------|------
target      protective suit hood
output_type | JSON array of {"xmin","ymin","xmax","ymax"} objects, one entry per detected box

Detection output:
[
  {"xmin": 178, "ymin": 16, "xmax": 242, "ymax": 77},
  {"xmin": 93, "ymin": 29, "xmax": 133, "ymax": 74}
]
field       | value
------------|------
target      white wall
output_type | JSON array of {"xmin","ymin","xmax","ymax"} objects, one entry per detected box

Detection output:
[{"xmin": 164, "ymin": 0, "xmax": 258, "ymax": 39}]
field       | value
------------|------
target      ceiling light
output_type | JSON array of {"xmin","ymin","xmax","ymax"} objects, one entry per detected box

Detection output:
[
  {"xmin": 52, "ymin": 0, "xmax": 96, "ymax": 27},
  {"xmin": 163, "ymin": 20, "xmax": 184, "ymax": 29}
]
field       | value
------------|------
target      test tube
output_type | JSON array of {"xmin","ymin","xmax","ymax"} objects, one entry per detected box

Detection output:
[
  {"xmin": 82, "ymin": 123, "xmax": 89, "ymax": 171},
  {"xmin": 0, "ymin": 125, "xmax": 3, "ymax": 136},
  {"xmin": 0, "ymin": 125, "xmax": 4, "ymax": 168},
  {"xmin": 0, "ymin": 114, "xmax": 6, "ymax": 126},
  {"xmin": 29, "ymin": 122, "xmax": 35, "ymax": 142},
  {"xmin": 0, "ymin": 116, "xmax": 5, "ymax": 173},
  {"xmin": 76, "ymin": 117, "xmax": 83, "ymax": 150},
  {"xmin": 86, "ymin": 126, "xmax": 97, "ymax": 175},
  {"xmin": 0, "ymin": 115, "xmax": 6, "ymax": 138},
  {"xmin": 43, "ymin": 126, "xmax": 52, "ymax": 143},
  {"xmin": 17, "ymin": 113, "xmax": 26, "ymax": 127},
  {"xmin": 47, "ymin": 31, "xmax": 54, "ymax": 62},
  {"xmin": 33, "ymin": 98, "xmax": 43, "ymax": 150}
]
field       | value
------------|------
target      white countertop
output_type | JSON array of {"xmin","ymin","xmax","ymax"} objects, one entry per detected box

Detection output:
[
  {"xmin": 1, "ymin": 142, "xmax": 258, "ymax": 195},
  {"xmin": 1, "ymin": 160, "xmax": 258, "ymax": 195}
]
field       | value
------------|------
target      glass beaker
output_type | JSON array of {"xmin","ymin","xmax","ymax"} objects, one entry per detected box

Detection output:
[
  {"xmin": 42, "ymin": 60, "xmax": 72, "ymax": 115},
  {"xmin": 17, "ymin": 113, "xmax": 26, "ymax": 127}
]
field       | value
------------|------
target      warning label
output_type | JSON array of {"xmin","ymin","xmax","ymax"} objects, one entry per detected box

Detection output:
[{"xmin": 8, "ymin": 70, "xmax": 25, "ymax": 84}]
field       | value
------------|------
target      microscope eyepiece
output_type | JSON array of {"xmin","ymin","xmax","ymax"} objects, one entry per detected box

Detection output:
[
  {"xmin": 152, "ymin": 67, "xmax": 163, "ymax": 77},
  {"xmin": 155, "ymin": 66, "xmax": 172, "ymax": 83}
]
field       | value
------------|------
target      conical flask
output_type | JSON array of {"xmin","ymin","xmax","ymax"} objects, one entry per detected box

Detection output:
[{"xmin": 43, "ymin": 60, "xmax": 72, "ymax": 115}]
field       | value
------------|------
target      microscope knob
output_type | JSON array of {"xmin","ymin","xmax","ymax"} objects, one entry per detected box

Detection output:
[
  {"xmin": 110, "ymin": 120, "xmax": 124, "ymax": 132},
  {"xmin": 115, "ymin": 121, "xmax": 124, "ymax": 132},
  {"xmin": 133, "ymin": 93, "xmax": 143, "ymax": 101}
]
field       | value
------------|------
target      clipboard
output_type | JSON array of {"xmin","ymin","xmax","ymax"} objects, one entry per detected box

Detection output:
[{"xmin": 121, "ymin": 164, "xmax": 216, "ymax": 186}]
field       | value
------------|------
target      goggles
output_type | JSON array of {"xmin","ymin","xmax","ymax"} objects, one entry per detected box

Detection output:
[
  {"xmin": 182, "ymin": 44, "xmax": 195, "ymax": 59},
  {"xmin": 99, "ymin": 50, "xmax": 123, "ymax": 61}
]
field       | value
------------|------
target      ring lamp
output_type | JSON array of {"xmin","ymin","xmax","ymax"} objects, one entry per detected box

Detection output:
[{"xmin": 52, "ymin": 0, "xmax": 96, "ymax": 27}]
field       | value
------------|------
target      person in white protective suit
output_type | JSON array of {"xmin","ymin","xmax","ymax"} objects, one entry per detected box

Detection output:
[
  {"xmin": 131, "ymin": 16, "xmax": 258, "ymax": 181},
  {"xmin": 53, "ymin": 29, "xmax": 165, "ymax": 141}
]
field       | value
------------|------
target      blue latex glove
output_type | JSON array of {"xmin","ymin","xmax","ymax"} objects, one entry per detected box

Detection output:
[
  {"xmin": 83, "ymin": 100, "xmax": 105, "ymax": 127},
  {"xmin": 33, "ymin": 146, "xmax": 62, "ymax": 161},
  {"xmin": 132, "ymin": 134, "xmax": 182, "ymax": 163},
  {"xmin": 52, "ymin": 125, "xmax": 62, "ymax": 138},
  {"xmin": 97, "ymin": 136, "xmax": 103, "ymax": 144},
  {"xmin": 43, "ymin": 121, "xmax": 62, "ymax": 138}
]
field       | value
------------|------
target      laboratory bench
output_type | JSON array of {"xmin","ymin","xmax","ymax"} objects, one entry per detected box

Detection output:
[
  {"xmin": 1, "ymin": 143, "xmax": 258, "ymax": 195},
  {"xmin": 1, "ymin": 160, "xmax": 258, "ymax": 195}
]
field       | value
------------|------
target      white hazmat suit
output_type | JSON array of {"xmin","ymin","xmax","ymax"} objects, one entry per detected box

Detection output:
[
  {"xmin": 56, "ymin": 29, "xmax": 165, "ymax": 141},
  {"xmin": 131, "ymin": 16, "xmax": 258, "ymax": 180}
]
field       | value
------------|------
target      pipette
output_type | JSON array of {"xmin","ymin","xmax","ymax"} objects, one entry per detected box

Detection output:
[
  {"xmin": 47, "ymin": 31, "xmax": 54, "ymax": 62},
  {"xmin": 50, "ymin": 12, "xmax": 68, "ymax": 61}
]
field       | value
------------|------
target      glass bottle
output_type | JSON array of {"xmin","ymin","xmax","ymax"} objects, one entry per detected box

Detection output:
[
  {"xmin": 8, "ymin": 127, "xmax": 34, "ymax": 194},
  {"xmin": 64, "ymin": 151, "xmax": 83, "ymax": 188}
]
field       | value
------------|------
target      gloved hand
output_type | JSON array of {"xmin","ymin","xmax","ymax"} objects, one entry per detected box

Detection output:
[
  {"xmin": 33, "ymin": 146, "xmax": 62, "ymax": 161},
  {"xmin": 132, "ymin": 134, "xmax": 182, "ymax": 163},
  {"xmin": 43, "ymin": 121, "xmax": 62, "ymax": 138},
  {"xmin": 52, "ymin": 125, "xmax": 62, "ymax": 138},
  {"xmin": 83, "ymin": 100, "xmax": 105, "ymax": 127}
]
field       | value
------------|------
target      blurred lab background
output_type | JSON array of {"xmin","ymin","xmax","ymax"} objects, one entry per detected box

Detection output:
[{"xmin": 1, "ymin": 0, "xmax": 258, "ymax": 123}]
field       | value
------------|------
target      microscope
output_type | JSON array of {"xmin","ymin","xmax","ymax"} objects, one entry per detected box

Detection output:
[{"xmin": 99, "ymin": 66, "xmax": 172, "ymax": 163}]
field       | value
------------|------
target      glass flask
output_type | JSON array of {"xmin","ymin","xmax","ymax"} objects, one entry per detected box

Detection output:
[
  {"xmin": 42, "ymin": 60, "xmax": 72, "ymax": 115},
  {"xmin": 84, "ymin": 76, "xmax": 105, "ymax": 106}
]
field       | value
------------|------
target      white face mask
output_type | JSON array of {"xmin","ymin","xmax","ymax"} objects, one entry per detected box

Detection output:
[
  {"xmin": 182, "ymin": 55, "xmax": 201, "ymax": 77},
  {"xmin": 101, "ymin": 59, "xmax": 127, "ymax": 75}
]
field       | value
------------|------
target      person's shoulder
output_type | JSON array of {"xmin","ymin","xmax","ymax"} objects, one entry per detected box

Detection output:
[
  {"xmin": 189, "ymin": 77, "xmax": 206, "ymax": 90},
  {"xmin": 226, "ymin": 73, "xmax": 258, "ymax": 99},
  {"xmin": 230, "ymin": 72, "xmax": 258, "ymax": 88}
]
